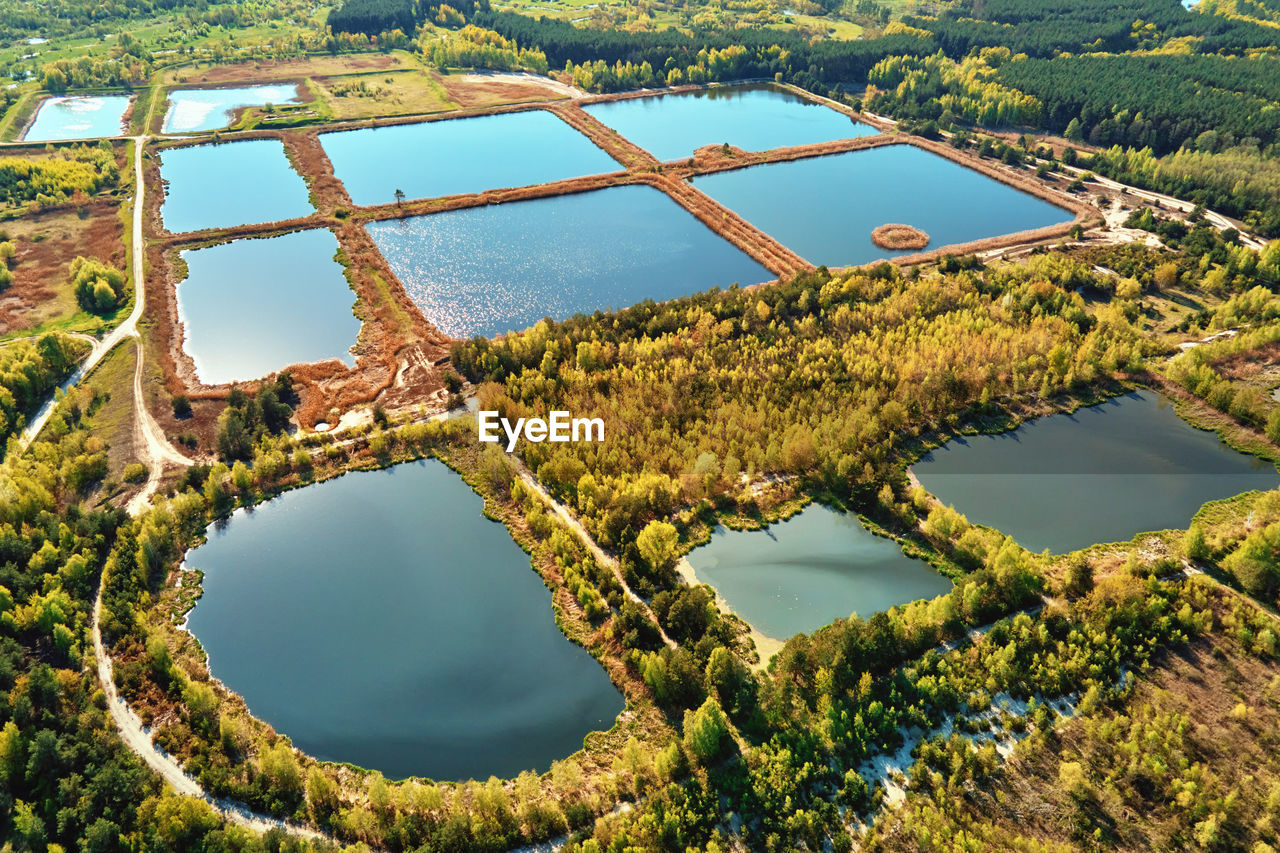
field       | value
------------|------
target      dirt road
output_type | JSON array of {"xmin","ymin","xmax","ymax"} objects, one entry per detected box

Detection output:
[{"xmin": 508, "ymin": 456, "xmax": 677, "ymax": 650}]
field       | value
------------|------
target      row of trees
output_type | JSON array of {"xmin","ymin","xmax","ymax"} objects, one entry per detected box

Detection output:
[{"xmin": 1089, "ymin": 144, "xmax": 1280, "ymax": 238}]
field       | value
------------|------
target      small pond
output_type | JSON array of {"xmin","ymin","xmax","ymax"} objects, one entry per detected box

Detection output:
[
  {"xmin": 163, "ymin": 84, "xmax": 301, "ymax": 133},
  {"xmin": 184, "ymin": 460, "xmax": 625, "ymax": 780},
  {"xmin": 176, "ymin": 229, "xmax": 359, "ymax": 384},
  {"xmin": 691, "ymin": 144, "xmax": 1072, "ymax": 266},
  {"xmin": 159, "ymin": 138, "xmax": 313, "ymax": 233},
  {"xmin": 685, "ymin": 503, "xmax": 952, "ymax": 640},
  {"xmin": 321, "ymin": 109, "xmax": 620, "ymax": 206},
  {"xmin": 911, "ymin": 390, "xmax": 1280, "ymax": 554},
  {"xmin": 582, "ymin": 84, "xmax": 876, "ymax": 161},
  {"xmin": 24, "ymin": 94, "xmax": 131, "ymax": 141},
  {"xmin": 366, "ymin": 184, "xmax": 772, "ymax": 338}
]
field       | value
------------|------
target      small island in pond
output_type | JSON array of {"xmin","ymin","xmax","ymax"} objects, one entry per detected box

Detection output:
[{"xmin": 871, "ymin": 222, "xmax": 930, "ymax": 250}]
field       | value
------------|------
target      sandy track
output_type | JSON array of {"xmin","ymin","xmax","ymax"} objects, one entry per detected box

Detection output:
[{"xmin": 508, "ymin": 456, "xmax": 678, "ymax": 650}]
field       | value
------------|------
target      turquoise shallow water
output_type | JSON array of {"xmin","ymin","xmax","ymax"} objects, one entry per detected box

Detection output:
[
  {"xmin": 691, "ymin": 144, "xmax": 1072, "ymax": 266},
  {"xmin": 185, "ymin": 459, "xmax": 624, "ymax": 780},
  {"xmin": 583, "ymin": 84, "xmax": 877, "ymax": 161},
  {"xmin": 163, "ymin": 84, "xmax": 301, "ymax": 133},
  {"xmin": 159, "ymin": 139, "xmax": 313, "ymax": 233},
  {"xmin": 913, "ymin": 390, "xmax": 1280, "ymax": 554},
  {"xmin": 367, "ymin": 184, "xmax": 773, "ymax": 338},
  {"xmin": 321, "ymin": 109, "xmax": 621, "ymax": 206},
  {"xmin": 25, "ymin": 95, "xmax": 131, "ymax": 141},
  {"xmin": 176, "ymin": 229, "xmax": 359, "ymax": 384},
  {"xmin": 687, "ymin": 503, "xmax": 952, "ymax": 641}
]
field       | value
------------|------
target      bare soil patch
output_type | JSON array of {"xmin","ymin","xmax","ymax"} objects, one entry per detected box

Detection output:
[
  {"xmin": 1211, "ymin": 340, "xmax": 1280, "ymax": 380},
  {"xmin": 437, "ymin": 70, "xmax": 575, "ymax": 109},
  {"xmin": 164, "ymin": 55, "xmax": 403, "ymax": 86}
]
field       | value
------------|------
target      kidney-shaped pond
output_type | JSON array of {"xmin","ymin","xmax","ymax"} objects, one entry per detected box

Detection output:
[
  {"xmin": 176, "ymin": 229, "xmax": 359, "ymax": 384},
  {"xmin": 685, "ymin": 503, "xmax": 952, "ymax": 641},
  {"xmin": 321, "ymin": 109, "xmax": 620, "ymax": 206},
  {"xmin": 367, "ymin": 184, "xmax": 772, "ymax": 338},
  {"xmin": 691, "ymin": 144, "xmax": 1071, "ymax": 266},
  {"xmin": 583, "ymin": 84, "xmax": 877, "ymax": 161},
  {"xmin": 912, "ymin": 390, "xmax": 1280, "ymax": 554},
  {"xmin": 184, "ymin": 460, "xmax": 624, "ymax": 781}
]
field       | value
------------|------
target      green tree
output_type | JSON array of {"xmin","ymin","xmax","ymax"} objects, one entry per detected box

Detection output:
[
  {"xmin": 69, "ymin": 256, "xmax": 126, "ymax": 314},
  {"xmin": 637, "ymin": 520, "xmax": 679, "ymax": 574},
  {"xmin": 683, "ymin": 696, "xmax": 730, "ymax": 764}
]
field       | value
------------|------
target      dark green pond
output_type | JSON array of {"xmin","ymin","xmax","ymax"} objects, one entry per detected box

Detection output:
[
  {"xmin": 184, "ymin": 460, "xmax": 624, "ymax": 781},
  {"xmin": 912, "ymin": 390, "xmax": 1280, "ymax": 554},
  {"xmin": 685, "ymin": 504, "xmax": 951, "ymax": 640}
]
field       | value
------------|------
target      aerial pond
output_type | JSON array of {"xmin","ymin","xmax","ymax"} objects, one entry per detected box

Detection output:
[
  {"xmin": 691, "ymin": 144, "xmax": 1071, "ymax": 266},
  {"xmin": 184, "ymin": 460, "xmax": 624, "ymax": 781},
  {"xmin": 176, "ymin": 229, "xmax": 359, "ymax": 384},
  {"xmin": 685, "ymin": 503, "xmax": 952, "ymax": 641},
  {"xmin": 912, "ymin": 390, "xmax": 1280, "ymax": 554},
  {"xmin": 159, "ymin": 139, "xmax": 313, "ymax": 233},
  {"xmin": 321, "ymin": 110, "xmax": 620, "ymax": 206},
  {"xmin": 583, "ymin": 84, "xmax": 876, "ymax": 161},
  {"xmin": 366, "ymin": 184, "xmax": 772, "ymax": 338},
  {"xmin": 24, "ymin": 94, "xmax": 131, "ymax": 141},
  {"xmin": 163, "ymin": 84, "xmax": 301, "ymax": 133}
]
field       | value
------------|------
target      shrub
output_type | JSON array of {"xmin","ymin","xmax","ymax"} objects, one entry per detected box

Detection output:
[{"xmin": 70, "ymin": 257, "xmax": 126, "ymax": 314}]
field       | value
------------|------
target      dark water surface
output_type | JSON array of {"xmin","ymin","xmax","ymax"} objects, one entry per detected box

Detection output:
[
  {"xmin": 176, "ymin": 229, "xmax": 359, "ymax": 383},
  {"xmin": 691, "ymin": 144, "xmax": 1071, "ymax": 266},
  {"xmin": 912, "ymin": 390, "xmax": 1280, "ymax": 553},
  {"xmin": 366, "ymin": 184, "xmax": 772, "ymax": 338},
  {"xmin": 686, "ymin": 504, "xmax": 952, "ymax": 640},
  {"xmin": 184, "ymin": 460, "xmax": 624, "ymax": 780},
  {"xmin": 159, "ymin": 139, "xmax": 313, "ymax": 233},
  {"xmin": 321, "ymin": 109, "xmax": 620, "ymax": 205},
  {"xmin": 582, "ymin": 84, "xmax": 876, "ymax": 161}
]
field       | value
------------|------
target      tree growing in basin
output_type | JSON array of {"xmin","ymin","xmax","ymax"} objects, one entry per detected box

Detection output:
[{"xmin": 394, "ymin": 188, "xmax": 406, "ymax": 206}]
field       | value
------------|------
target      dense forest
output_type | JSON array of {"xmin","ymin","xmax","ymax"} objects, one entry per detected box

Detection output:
[
  {"xmin": 996, "ymin": 54, "xmax": 1280, "ymax": 155},
  {"xmin": 908, "ymin": 0, "xmax": 1280, "ymax": 56},
  {"xmin": 450, "ymin": 257, "xmax": 1144, "ymax": 555},
  {"xmin": 0, "ymin": 145, "xmax": 119, "ymax": 211}
]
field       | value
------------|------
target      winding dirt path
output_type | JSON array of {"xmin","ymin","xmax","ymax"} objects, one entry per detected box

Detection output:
[
  {"xmin": 507, "ymin": 456, "xmax": 677, "ymax": 650},
  {"xmin": 65, "ymin": 135, "xmax": 330, "ymax": 844}
]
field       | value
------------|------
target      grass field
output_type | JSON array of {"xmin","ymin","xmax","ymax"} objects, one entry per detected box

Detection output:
[
  {"xmin": 78, "ymin": 337, "xmax": 140, "ymax": 485},
  {"xmin": 0, "ymin": 204, "xmax": 129, "ymax": 341},
  {"xmin": 315, "ymin": 69, "xmax": 458, "ymax": 119}
]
